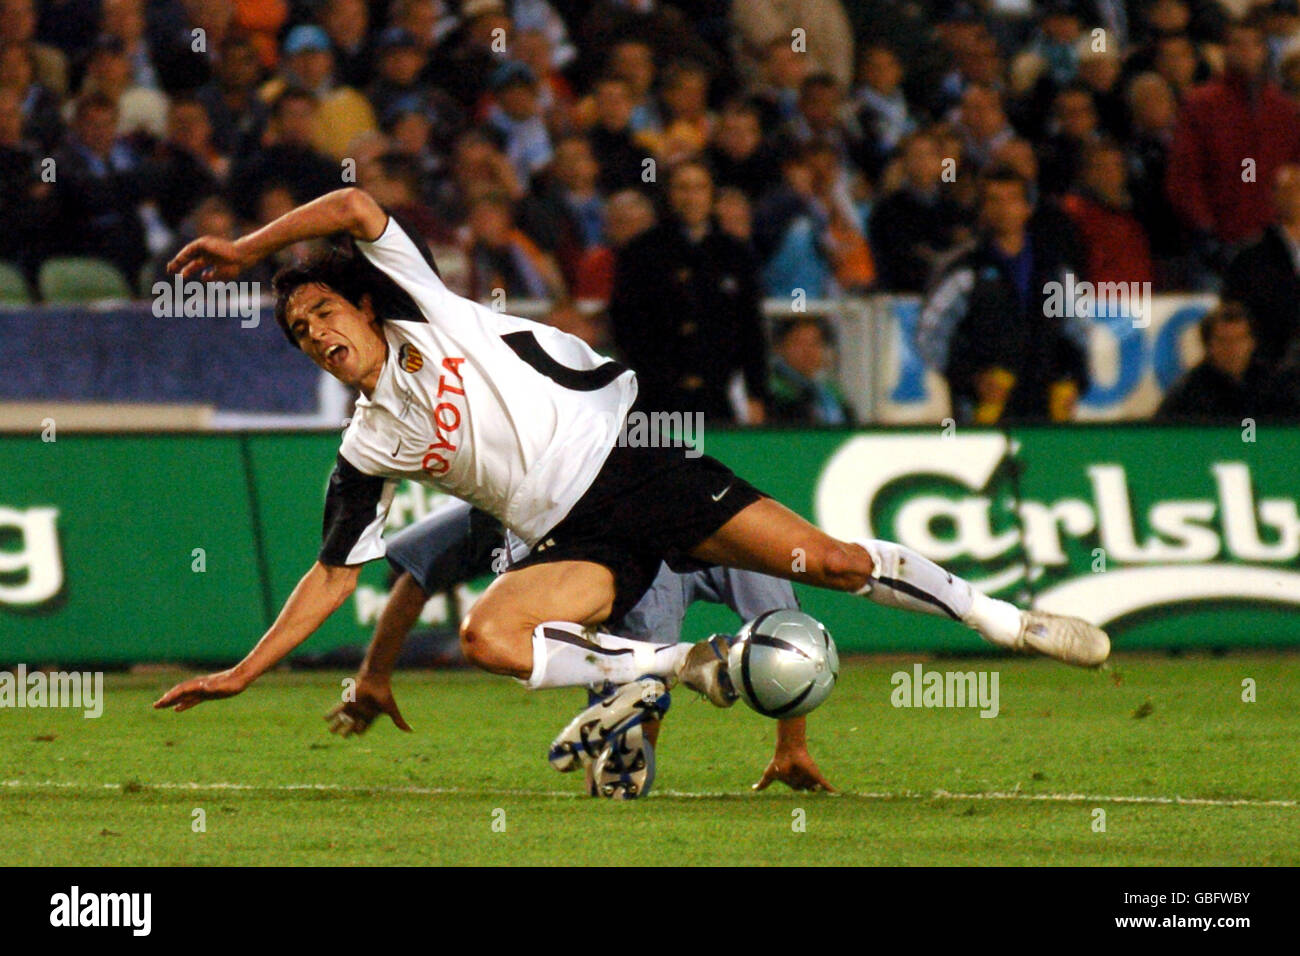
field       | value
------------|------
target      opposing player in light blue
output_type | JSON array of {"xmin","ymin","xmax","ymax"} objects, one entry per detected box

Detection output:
[{"xmin": 325, "ymin": 498, "xmax": 833, "ymax": 797}]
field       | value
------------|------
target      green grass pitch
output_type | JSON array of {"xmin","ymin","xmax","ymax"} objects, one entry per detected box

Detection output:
[{"xmin": 2, "ymin": 653, "xmax": 1297, "ymax": 866}]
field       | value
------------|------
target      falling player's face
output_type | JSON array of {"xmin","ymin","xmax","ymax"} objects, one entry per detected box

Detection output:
[{"xmin": 284, "ymin": 283, "xmax": 387, "ymax": 393}]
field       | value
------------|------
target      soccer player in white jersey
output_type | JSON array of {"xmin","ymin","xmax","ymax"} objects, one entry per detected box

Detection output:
[{"xmin": 154, "ymin": 188, "xmax": 1109, "ymax": 772}]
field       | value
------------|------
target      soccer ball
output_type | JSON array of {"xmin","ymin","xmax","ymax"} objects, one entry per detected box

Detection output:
[{"xmin": 727, "ymin": 610, "xmax": 839, "ymax": 718}]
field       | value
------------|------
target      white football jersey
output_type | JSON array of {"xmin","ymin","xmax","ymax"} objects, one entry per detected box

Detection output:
[{"xmin": 318, "ymin": 214, "xmax": 637, "ymax": 566}]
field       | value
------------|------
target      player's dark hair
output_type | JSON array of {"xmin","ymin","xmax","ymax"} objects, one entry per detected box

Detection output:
[
  {"xmin": 272, "ymin": 216, "xmax": 440, "ymax": 348},
  {"xmin": 271, "ymin": 236, "xmax": 394, "ymax": 347}
]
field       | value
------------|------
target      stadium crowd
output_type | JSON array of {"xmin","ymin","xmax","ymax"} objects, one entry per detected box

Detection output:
[{"xmin": 3, "ymin": 0, "xmax": 1300, "ymax": 424}]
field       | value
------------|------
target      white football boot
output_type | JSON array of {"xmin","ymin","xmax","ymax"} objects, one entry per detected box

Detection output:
[
  {"xmin": 1014, "ymin": 609, "xmax": 1111, "ymax": 667},
  {"xmin": 677, "ymin": 634, "xmax": 739, "ymax": 707},
  {"xmin": 548, "ymin": 676, "xmax": 670, "ymax": 772}
]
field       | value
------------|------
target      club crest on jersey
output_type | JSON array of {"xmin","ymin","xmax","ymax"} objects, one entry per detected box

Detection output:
[{"xmin": 398, "ymin": 343, "xmax": 424, "ymax": 373}]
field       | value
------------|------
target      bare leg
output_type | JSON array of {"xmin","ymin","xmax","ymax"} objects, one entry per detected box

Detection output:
[{"xmin": 689, "ymin": 498, "xmax": 874, "ymax": 591}]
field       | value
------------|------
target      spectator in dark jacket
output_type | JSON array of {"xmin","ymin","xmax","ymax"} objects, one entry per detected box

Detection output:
[
  {"xmin": 1221, "ymin": 164, "xmax": 1300, "ymax": 372},
  {"xmin": 1166, "ymin": 12, "xmax": 1300, "ymax": 254},
  {"xmin": 917, "ymin": 166, "xmax": 1090, "ymax": 424},
  {"xmin": 609, "ymin": 161, "xmax": 770, "ymax": 425},
  {"xmin": 50, "ymin": 92, "xmax": 146, "ymax": 281},
  {"xmin": 869, "ymin": 131, "xmax": 964, "ymax": 291},
  {"xmin": 226, "ymin": 88, "xmax": 339, "ymax": 221},
  {"xmin": 1157, "ymin": 302, "xmax": 1299, "ymax": 421}
]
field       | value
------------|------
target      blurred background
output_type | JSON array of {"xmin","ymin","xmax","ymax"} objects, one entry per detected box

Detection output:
[{"xmin": 3, "ymin": 0, "xmax": 1299, "ymax": 663}]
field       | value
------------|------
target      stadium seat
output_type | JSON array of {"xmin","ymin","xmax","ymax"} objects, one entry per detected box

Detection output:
[
  {"xmin": 38, "ymin": 257, "xmax": 134, "ymax": 304},
  {"xmin": 0, "ymin": 261, "xmax": 31, "ymax": 305}
]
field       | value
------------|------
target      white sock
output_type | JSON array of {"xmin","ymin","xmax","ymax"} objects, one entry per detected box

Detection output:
[
  {"xmin": 522, "ymin": 622, "xmax": 691, "ymax": 690},
  {"xmin": 852, "ymin": 539, "xmax": 1022, "ymax": 648}
]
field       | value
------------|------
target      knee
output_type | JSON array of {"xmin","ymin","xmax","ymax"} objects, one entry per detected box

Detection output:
[
  {"xmin": 817, "ymin": 541, "xmax": 874, "ymax": 592},
  {"xmin": 458, "ymin": 609, "xmax": 532, "ymax": 677}
]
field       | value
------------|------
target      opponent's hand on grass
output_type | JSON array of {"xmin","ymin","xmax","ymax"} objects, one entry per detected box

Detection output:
[
  {"xmin": 153, "ymin": 669, "xmax": 247, "ymax": 713},
  {"xmin": 168, "ymin": 236, "xmax": 253, "ymax": 281},
  {"xmin": 325, "ymin": 677, "xmax": 412, "ymax": 737},
  {"xmin": 752, "ymin": 746, "xmax": 836, "ymax": 793}
]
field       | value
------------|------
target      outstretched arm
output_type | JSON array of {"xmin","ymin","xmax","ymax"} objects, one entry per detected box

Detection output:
[
  {"xmin": 167, "ymin": 188, "xmax": 390, "ymax": 281},
  {"xmin": 154, "ymin": 561, "xmax": 361, "ymax": 712}
]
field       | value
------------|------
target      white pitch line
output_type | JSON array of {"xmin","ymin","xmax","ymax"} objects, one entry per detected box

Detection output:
[{"xmin": 2, "ymin": 779, "xmax": 1295, "ymax": 808}]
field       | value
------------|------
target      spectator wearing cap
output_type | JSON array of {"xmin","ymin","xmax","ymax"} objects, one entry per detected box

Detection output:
[
  {"xmin": 1061, "ymin": 138, "xmax": 1154, "ymax": 287},
  {"xmin": 1222, "ymin": 164, "xmax": 1300, "ymax": 371},
  {"xmin": 226, "ymin": 87, "xmax": 339, "ymax": 220},
  {"xmin": 612, "ymin": 160, "xmax": 771, "ymax": 425},
  {"xmin": 195, "ymin": 34, "xmax": 269, "ymax": 159},
  {"xmin": 260, "ymin": 24, "xmax": 376, "ymax": 160},
  {"xmin": 484, "ymin": 61, "xmax": 552, "ymax": 184},
  {"xmin": 767, "ymin": 317, "xmax": 852, "ymax": 426},
  {"xmin": 1167, "ymin": 10, "xmax": 1300, "ymax": 258},
  {"xmin": 869, "ymin": 131, "xmax": 964, "ymax": 292},
  {"xmin": 917, "ymin": 167, "xmax": 1089, "ymax": 424},
  {"xmin": 1156, "ymin": 302, "xmax": 1300, "ymax": 421},
  {"xmin": 231, "ymin": 0, "xmax": 288, "ymax": 71},
  {"xmin": 0, "ymin": 40, "xmax": 65, "ymax": 150}
]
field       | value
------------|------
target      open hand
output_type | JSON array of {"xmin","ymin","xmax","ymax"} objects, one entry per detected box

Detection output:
[
  {"xmin": 153, "ymin": 669, "xmax": 247, "ymax": 713},
  {"xmin": 168, "ymin": 236, "xmax": 252, "ymax": 281},
  {"xmin": 752, "ymin": 746, "xmax": 836, "ymax": 793}
]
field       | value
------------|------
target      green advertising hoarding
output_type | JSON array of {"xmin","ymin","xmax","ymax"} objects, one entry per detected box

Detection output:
[{"xmin": 2, "ymin": 427, "xmax": 1297, "ymax": 663}]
